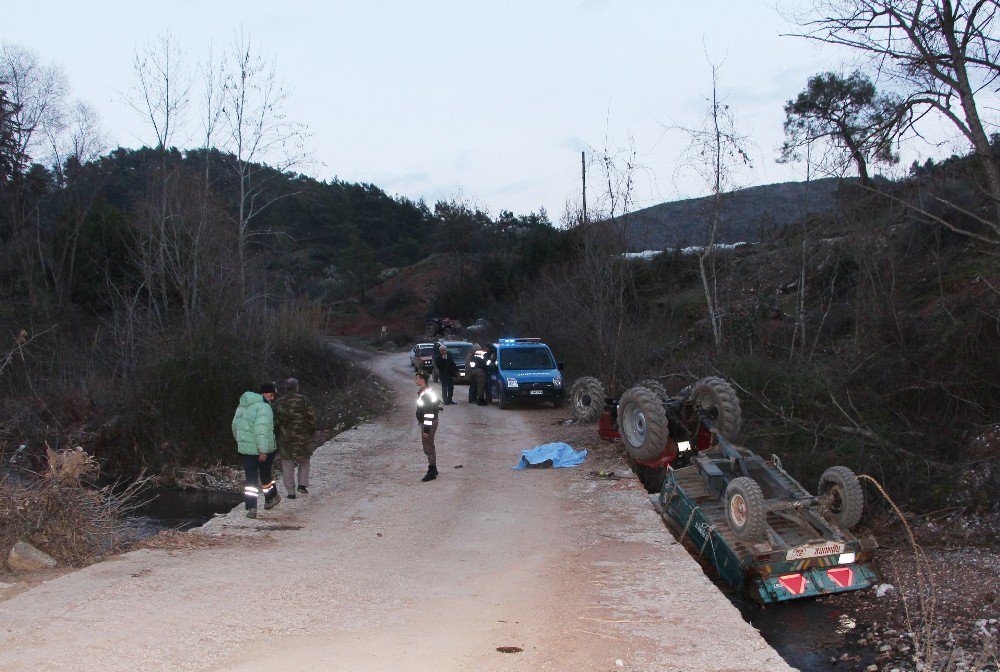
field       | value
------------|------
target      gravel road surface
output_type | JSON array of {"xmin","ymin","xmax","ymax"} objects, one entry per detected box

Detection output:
[{"xmin": 0, "ymin": 353, "xmax": 791, "ymax": 671}]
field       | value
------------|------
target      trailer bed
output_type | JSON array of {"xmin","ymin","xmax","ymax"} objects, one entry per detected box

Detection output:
[{"xmin": 655, "ymin": 463, "xmax": 879, "ymax": 604}]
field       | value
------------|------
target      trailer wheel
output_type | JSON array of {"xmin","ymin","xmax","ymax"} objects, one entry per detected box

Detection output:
[
  {"xmin": 818, "ymin": 466, "xmax": 864, "ymax": 529},
  {"xmin": 617, "ymin": 386, "xmax": 670, "ymax": 462},
  {"xmin": 690, "ymin": 377, "xmax": 742, "ymax": 440},
  {"xmin": 569, "ymin": 376, "xmax": 605, "ymax": 423},
  {"xmin": 725, "ymin": 477, "xmax": 767, "ymax": 541},
  {"xmin": 637, "ymin": 379, "xmax": 669, "ymax": 403}
]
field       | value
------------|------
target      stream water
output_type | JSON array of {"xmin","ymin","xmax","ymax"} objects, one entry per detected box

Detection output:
[
  {"xmin": 129, "ymin": 489, "xmax": 242, "ymax": 535},
  {"xmin": 739, "ymin": 596, "xmax": 877, "ymax": 670}
]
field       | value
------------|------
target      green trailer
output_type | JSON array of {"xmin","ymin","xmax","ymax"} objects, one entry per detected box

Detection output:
[
  {"xmin": 572, "ymin": 373, "xmax": 880, "ymax": 604},
  {"xmin": 654, "ymin": 441, "xmax": 879, "ymax": 604}
]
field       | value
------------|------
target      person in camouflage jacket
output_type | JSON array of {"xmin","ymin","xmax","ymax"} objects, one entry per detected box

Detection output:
[{"xmin": 274, "ymin": 377, "xmax": 317, "ymax": 498}]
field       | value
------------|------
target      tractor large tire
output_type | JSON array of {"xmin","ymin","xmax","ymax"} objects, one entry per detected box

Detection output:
[
  {"xmin": 818, "ymin": 466, "xmax": 864, "ymax": 529},
  {"xmin": 725, "ymin": 477, "xmax": 767, "ymax": 542},
  {"xmin": 690, "ymin": 376, "xmax": 742, "ymax": 441},
  {"xmin": 569, "ymin": 376, "xmax": 605, "ymax": 423},
  {"xmin": 617, "ymin": 386, "xmax": 670, "ymax": 463},
  {"xmin": 637, "ymin": 378, "xmax": 669, "ymax": 404}
]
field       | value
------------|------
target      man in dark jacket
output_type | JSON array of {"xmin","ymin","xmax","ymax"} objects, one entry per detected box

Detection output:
[
  {"xmin": 273, "ymin": 377, "xmax": 317, "ymax": 498},
  {"xmin": 435, "ymin": 345, "xmax": 458, "ymax": 405}
]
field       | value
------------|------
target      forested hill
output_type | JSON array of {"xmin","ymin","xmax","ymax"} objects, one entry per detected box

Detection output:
[
  {"xmin": 93, "ymin": 146, "xmax": 433, "ymax": 266},
  {"xmin": 624, "ymin": 177, "xmax": 843, "ymax": 250}
]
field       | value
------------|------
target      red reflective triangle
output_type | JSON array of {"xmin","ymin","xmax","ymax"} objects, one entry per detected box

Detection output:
[
  {"xmin": 778, "ymin": 574, "xmax": 806, "ymax": 595},
  {"xmin": 827, "ymin": 567, "xmax": 854, "ymax": 588}
]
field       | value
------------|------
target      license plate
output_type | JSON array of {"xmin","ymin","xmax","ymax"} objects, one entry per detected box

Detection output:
[
  {"xmin": 785, "ymin": 542, "xmax": 845, "ymax": 561},
  {"xmin": 530, "ymin": 390, "xmax": 543, "ymax": 395}
]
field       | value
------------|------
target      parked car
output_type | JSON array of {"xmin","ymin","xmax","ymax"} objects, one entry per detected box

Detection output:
[
  {"xmin": 489, "ymin": 338, "xmax": 565, "ymax": 409},
  {"xmin": 465, "ymin": 317, "xmax": 490, "ymax": 334},
  {"xmin": 433, "ymin": 339, "xmax": 475, "ymax": 383},
  {"xmin": 409, "ymin": 343, "xmax": 436, "ymax": 373}
]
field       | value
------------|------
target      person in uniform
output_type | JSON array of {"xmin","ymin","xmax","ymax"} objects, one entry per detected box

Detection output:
[
  {"xmin": 469, "ymin": 346, "xmax": 495, "ymax": 406},
  {"xmin": 415, "ymin": 371, "xmax": 441, "ymax": 481},
  {"xmin": 465, "ymin": 343, "xmax": 481, "ymax": 403},
  {"xmin": 273, "ymin": 377, "xmax": 317, "ymax": 498},
  {"xmin": 232, "ymin": 383, "xmax": 280, "ymax": 518}
]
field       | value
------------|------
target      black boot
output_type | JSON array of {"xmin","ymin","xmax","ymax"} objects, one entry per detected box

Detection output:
[{"xmin": 421, "ymin": 465, "xmax": 438, "ymax": 482}]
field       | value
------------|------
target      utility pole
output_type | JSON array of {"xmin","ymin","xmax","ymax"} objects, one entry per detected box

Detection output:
[{"xmin": 581, "ymin": 151, "xmax": 588, "ymax": 225}]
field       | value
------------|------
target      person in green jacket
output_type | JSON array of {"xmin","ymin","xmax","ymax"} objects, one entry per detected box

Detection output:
[
  {"xmin": 274, "ymin": 377, "xmax": 317, "ymax": 498},
  {"xmin": 232, "ymin": 383, "xmax": 280, "ymax": 518}
]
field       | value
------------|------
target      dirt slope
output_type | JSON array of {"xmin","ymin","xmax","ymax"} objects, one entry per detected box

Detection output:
[{"xmin": 0, "ymin": 353, "xmax": 790, "ymax": 672}]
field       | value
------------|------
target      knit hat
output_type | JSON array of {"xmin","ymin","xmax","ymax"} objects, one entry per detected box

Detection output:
[{"xmin": 259, "ymin": 382, "xmax": 277, "ymax": 394}]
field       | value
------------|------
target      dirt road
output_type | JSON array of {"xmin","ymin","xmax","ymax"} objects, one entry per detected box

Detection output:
[{"xmin": 0, "ymin": 353, "xmax": 791, "ymax": 671}]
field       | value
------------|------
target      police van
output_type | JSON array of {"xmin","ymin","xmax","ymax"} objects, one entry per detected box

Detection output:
[{"xmin": 490, "ymin": 338, "xmax": 565, "ymax": 409}]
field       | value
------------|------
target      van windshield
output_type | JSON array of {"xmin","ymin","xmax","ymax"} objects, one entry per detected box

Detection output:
[
  {"xmin": 500, "ymin": 346, "xmax": 556, "ymax": 371},
  {"xmin": 448, "ymin": 344, "xmax": 473, "ymax": 361}
]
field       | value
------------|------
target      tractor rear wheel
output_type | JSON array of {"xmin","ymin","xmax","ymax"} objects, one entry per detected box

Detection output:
[
  {"xmin": 689, "ymin": 377, "xmax": 742, "ymax": 440},
  {"xmin": 818, "ymin": 466, "xmax": 864, "ymax": 529},
  {"xmin": 617, "ymin": 386, "xmax": 670, "ymax": 462},
  {"xmin": 569, "ymin": 376, "xmax": 605, "ymax": 423},
  {"xmin": 725, "ymin": 477, "xmax": 767, "ymax": 541},
  {"xmin": 637, "ymin": 378, "xmax": 669, "ymax": 403}
]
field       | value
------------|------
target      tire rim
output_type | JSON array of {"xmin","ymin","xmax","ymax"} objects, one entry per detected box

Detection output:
[
  {"xmin": 828, "ymin": 484, "xmax": 844, "ymax": 514},
  {"xmin": 729, "ymin": 493, "xmax": 747, "ymax": 528},
  {"xmin": 696, "ymin": 394, "xmax": 720, "ymax": 422},
  {"xmin": 622, "ymin": 404, "xmax": 646, "ymax": 447}
]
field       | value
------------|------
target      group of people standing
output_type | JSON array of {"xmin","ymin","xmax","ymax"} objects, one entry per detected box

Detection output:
[
  {"xmin": 412, "ymin": 343, "xmax": 497, "ymax": 483},
  {"xmin": 232, "ymin": 378, "xmax": 317, "ymax": 518},
  {"xmin": 232, "ymin": 344, "xmax": 494, "ymax": 505}
]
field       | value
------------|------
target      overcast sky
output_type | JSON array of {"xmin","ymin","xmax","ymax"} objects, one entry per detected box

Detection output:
[{"xmin": 4, "ymin": 0, "xmax": 984, "ymax": 220}]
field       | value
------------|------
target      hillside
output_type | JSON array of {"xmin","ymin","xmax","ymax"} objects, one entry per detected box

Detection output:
[{"xmin": 623, "ymin": 177, "xmax": 843, "ymax": 250}]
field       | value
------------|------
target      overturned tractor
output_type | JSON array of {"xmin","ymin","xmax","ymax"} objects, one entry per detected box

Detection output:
[
  {"xmin": 569, "ymin": 375, "xmax": 877, "ymax": 603},
  {"xmin": 570, "ymin": 375, "xmax": 741, "ymax": 492}
]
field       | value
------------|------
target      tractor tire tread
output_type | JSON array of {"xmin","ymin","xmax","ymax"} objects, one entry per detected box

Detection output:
[
  {"xmin": 617, "ymin": 385, "xmax": 670, "ymax": 462},
  {"xmin": 690, "ymin": 376, "xmax": 742, "ymax": 440}
]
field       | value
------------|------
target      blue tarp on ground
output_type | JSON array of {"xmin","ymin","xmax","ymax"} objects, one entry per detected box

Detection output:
[{"xmin": 512, "ymin": 442, "xmax": 588, "ymax": 470}]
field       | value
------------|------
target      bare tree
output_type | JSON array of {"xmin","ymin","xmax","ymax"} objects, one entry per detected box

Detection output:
[
  {"xmin": 0, "ymin": 42, "xmax": 71, "ymax": 302},
  {"xmin": 794, "ymin": 0, "xmax": 1000, "ymax": 226},
  {"xmin": 218, "ymin": 31, "xmax": 309, "ymax": 300},
  {"xmin": 676, "ymin": 61, "xmax": 754, "ymax": 347},
  {"xmin": 125, "ymin": 33, "xmax": 193, "ymax": 322},
  {"xmin": 0, "ymin": 41, "xmax": 69, "ymax": 163}
]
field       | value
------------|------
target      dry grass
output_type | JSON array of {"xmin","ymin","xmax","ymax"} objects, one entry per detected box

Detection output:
[
  {"xmin": 860, "ymin": 474, "xmax": 1000, "ymax": 671},
  {"xmin": 1, "ymin": 446, "xmax": 152, "ymax": 568}
]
